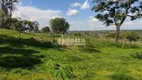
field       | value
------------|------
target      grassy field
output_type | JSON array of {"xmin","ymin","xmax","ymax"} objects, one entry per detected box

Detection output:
[{"xmin": 0, "ymin": 29, "xmax": 141, "ymax": 80}]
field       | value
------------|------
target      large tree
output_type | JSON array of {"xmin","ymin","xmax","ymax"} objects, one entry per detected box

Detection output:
[
  {"xmin": 92, "ymin": 0, "xmax": 142, "ymax": 42},
  {"xmin": 50, "ymin": 18, "xmax": 70, "ymax": 34},
  {"xmin": 22, "ymin": 20, "xmax": 39, "ymax": 32},
  {"xmin": 0, "ymin": 0, "xmax": 18, "ymax": 28},
  {"xmin": 0, "ymin": 10, "xmax": 7, "ymax": 27},
  {"xmin": 5, "ymin": 18, "xmax": 39, "ymax": 32},
  {"xmin": 1, "ymin": 0, "xmax": 18, "ymax": 17}
]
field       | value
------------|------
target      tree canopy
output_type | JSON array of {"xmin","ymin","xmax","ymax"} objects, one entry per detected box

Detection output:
[
  {"xmin": 42, "ymin": 26, "xmax": 50, "ymax": 33},
  {"xmin": 0, "ymin": 0, "xmax": 18, "ymax": 28},
  {"xmin": 92, "ymin": 0, "xmax": 142, "ymax": 42},
  {"xmin": 50, "ymin": 18, "xmax": 70, "ymax": 34}
]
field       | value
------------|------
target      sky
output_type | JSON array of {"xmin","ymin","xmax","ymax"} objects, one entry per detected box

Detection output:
[{"xmin": 12, "ymin": 0, "xmax": 142, "ymax": 31}]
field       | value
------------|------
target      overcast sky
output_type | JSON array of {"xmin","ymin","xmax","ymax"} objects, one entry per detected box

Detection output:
[{"xmin": 13, "ymin": 0, "xmax": 142, "ymax": 31}]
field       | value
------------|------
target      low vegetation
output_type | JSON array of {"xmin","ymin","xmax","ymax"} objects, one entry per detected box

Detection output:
[
  {"xmin": 0, "ymin": 29, "xmax": 141, "ymax": 80},
  {"xmin": 0, "ymin": 0, "xmax": 141, "ymax": 80}
]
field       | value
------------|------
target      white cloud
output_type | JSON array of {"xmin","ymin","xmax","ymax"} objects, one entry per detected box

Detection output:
[
  {"xmin": 12, "ymin": 3, "xmax": 62, "ymax": 29},
  {"xmin": 89, "ymin": 16, "xmax": 99, "ymax": 22},
  {"xmin": 70, "ymin": 20, "xmax": 93, "ymax": 30},
  {"xmin": 81, "ymin": 0, "xmax": 90, "ymax": 10},
  {"xmin": 88, "ymin": 16, "xmax": 110, "ymax": 30},
  {"xmin": 121, "ymin": 19, "xmax": 142, "ymax": 30},
  {"xmin": 71, "ymin": 2, "xmax": 81, "ymax": 7},
  {"xmin": 52, "ymin": 16, "xmax": 65, "ymax": 19},
  {"xmin": 67, "ymin": 9, "xmax": 79, "ymax": 16},
  {"xmin": 14, "ymin": 6, "xmax": 61, "ymax": 19}
]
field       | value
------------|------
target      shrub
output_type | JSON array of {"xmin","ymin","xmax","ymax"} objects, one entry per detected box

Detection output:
[
  {"xmin": 121, "ymin": 31, "xmax": 139, "ymax": 49},
  {"xmin": 73, "ymin": 32, "xmax": 82, "ymax": 36},
  {"xmin": 41, "ymin": 26, "xmax": 50, "ymax": 33},
  {"xmin": 121, "ymin": 32, "xmax": 139, "ymax": 42},
  {"xmin": 106, "ymin": 32, "xmax": 115, "ymax": 38},
  {"xmin": 47, "ymin": 60, "xmax": 75, "ymax": 80}
]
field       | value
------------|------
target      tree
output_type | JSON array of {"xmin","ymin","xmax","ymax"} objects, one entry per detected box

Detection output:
[
  {"xmin": 42, "ymin": 26, "xmax": 50, "ymax": 33},
  {"xmin": 32, "ymin": 21, "xmax": 39, "ymax": 33},
  {"xmin": 7, "ymin": 18, "xmax": 19, "ymax": 30},
  {"xmin": 50, "ymin": 18, "xmax": 70, "ymax": 34},
  {"xmin": 0, "ymin": 10, "xmax": 7, "ymax": 28},
  {"xmin": 121, "ymin": 31, "xmax": 139, "ymax": 49},
  {"xmin": 22, "ymin": 20, "xmax": 39, "ymax": 32},
  {"xmin": 92, "ymin": 0, "xmax": 142, "ymax": 42},
  {"xmin": 22, "ymin": 20, "xmax": 33, "ymax": 31},
  {"xmin": 1, "ymin": 0, "xmax": 18, "ymax": 17},
  {"xmin": 0, "ymin": 0, "xmax": 18, "ymax": 28}
]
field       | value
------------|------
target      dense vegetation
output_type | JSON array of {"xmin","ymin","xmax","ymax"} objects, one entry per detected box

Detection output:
[{"xmin": 0, "ymin": 29, "xmax": 141, "ymax": 80}]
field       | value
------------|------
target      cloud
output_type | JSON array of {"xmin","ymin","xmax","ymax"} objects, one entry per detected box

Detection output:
[
  {"xmin": 89, "ymin": 16, "xmax": 99, "ymax": 22},
  {"xmin": 69, "ymin": 17, "xmax": 101, "ymax": 30},
  {"xmin": 121, "ymin": 19, "xmax": 142, "ymax": 30},
  {"xmin": 71, "ymin": 2, "xmax": 81, "ymax": 7},
  {"xmin": 81, "ymin": 0, "xmax": 90, "ymax": 10},
  {"xmin": 13, "ymin": 3, "xmax": 62, "ymax": 29},
  {"xmin": 87, "ymin": 16, "xmax": 142, "ymax": 30},
  {"xmin": 67, "ymin": 9, "xmax": 79, "ymax": 16},
  {"xmin": 13, "ymin": 6, "xmax": 61, "ymax": 19},
  {"xmin": 70, "ymin": 20, "xmax": 93, "ymax": 30},
  {"xmin": 88, "ymin": 16, "xmax": 110, "ymax": 30}
]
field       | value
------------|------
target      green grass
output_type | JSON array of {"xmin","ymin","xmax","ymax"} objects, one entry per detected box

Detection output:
[{"xmin": 0, "ymin": 29, "xmax": 141, "ymax": 80}]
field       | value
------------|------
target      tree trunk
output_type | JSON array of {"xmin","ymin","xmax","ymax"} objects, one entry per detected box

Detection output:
[
  {"xmin": 9, "ymin": 10, "xmax": 12, "ymax": 28},
  {"xmin": 115, "ymin": 25, "xmax": 120, "ymax": 42}
]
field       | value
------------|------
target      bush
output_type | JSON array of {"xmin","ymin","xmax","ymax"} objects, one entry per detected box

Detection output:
[
  {"xmin": 73, "ymin": 32, "xmax": 82, "ymax": 36},
  {"xmin": 106, "ymin": 32, "xmax": 115, "ymax": 38},
  {"xmin": 47, "ymin": 60, "xmax": 75, "ymax": 80},
  {"xmin": 121, "ymin": 31, "xmax": 140, "ymax": 49},
  {"xmin": 121, "ymin": 32, "xmax": 139, "ymax": 42},
  {"xmin": 41, "ymin": 26, "xmax": 50, "ymax": 33}
]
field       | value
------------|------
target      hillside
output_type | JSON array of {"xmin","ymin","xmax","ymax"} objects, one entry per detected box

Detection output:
[{"xmin": 0, "ymin": 29, "xmax": 141, "ymax": 80}]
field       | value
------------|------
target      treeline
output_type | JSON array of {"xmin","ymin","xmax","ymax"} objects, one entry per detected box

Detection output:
[
  {"xmin": 0, "ymin": 0, "xmax": 39, "ymax": 33},
  {"xmin": 0, "ymin": 0, "xmax": 70, "ymax": 34}
]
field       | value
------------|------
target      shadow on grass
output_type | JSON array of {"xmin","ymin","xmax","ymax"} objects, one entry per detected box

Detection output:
[
  {"xmin": 79, "ymin": 45, "xmax": 100, "ymax": 53},
  {"xmin": 109, "ymin": 73, "xmax": 135, "ymax": 80},
  {"xmin": 0, "ymin": 47, "xmax": 39, "ymax": 55},
  {"xmin": 131, "ymin": 52, "xmax": 142, "ymax": 59},
  {"xmin": 0, "ymin": 35, "xmax": 54, "ymax": 48},
  {"xmin": 0, "ymin": 46, "xmax": 43, "ymax": 69}
]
